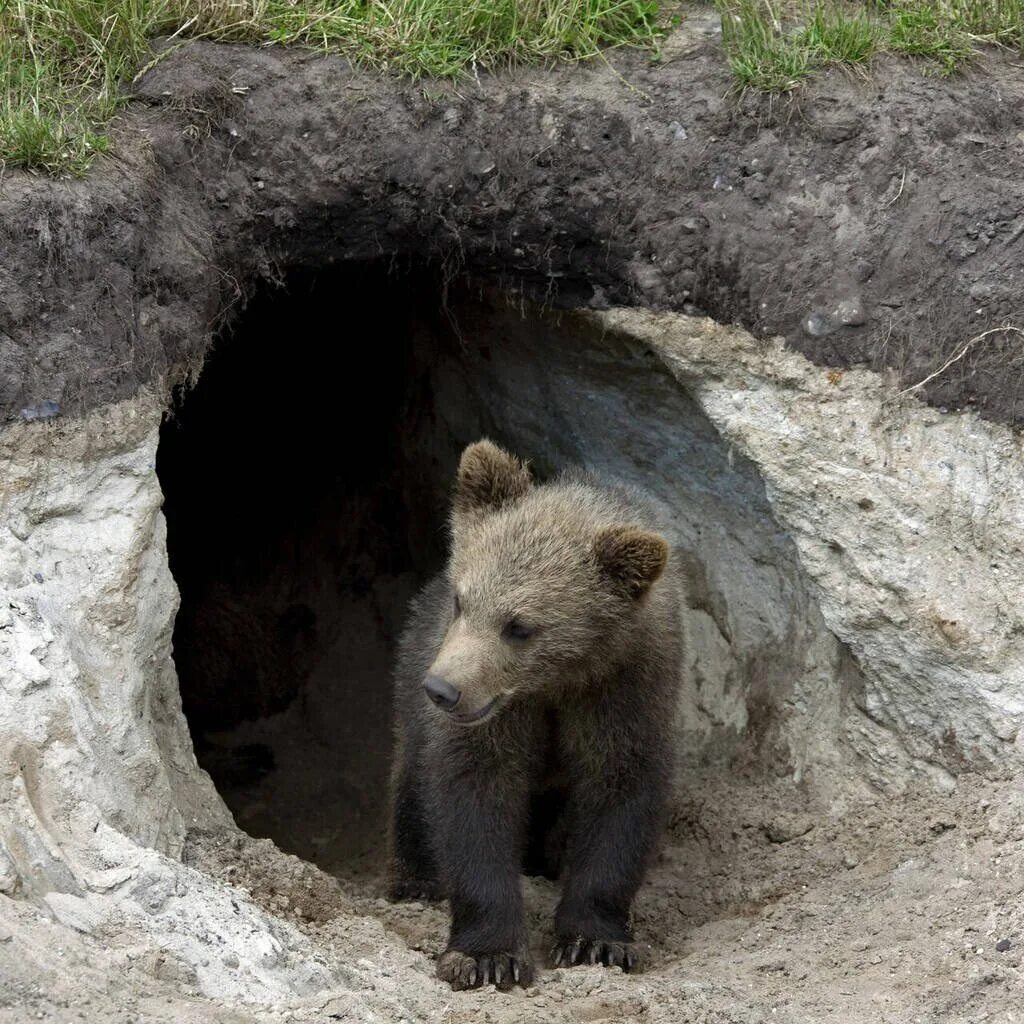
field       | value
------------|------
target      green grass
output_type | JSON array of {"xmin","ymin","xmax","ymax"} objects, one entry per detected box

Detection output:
[
  {"xmin": 720, "ymin": 0, "xmax": 815, "ymax": 88},
  {"xmin": 1, "ymin": 0, "xmax": 661, "ymax": 174},
  {"xmin": 795, "ymin": 2, "xmax": 878, "ymax": 62},
  {"xmin": 886, "ymin": 1, "xmax": 975, "ymax": 69},
  {"xmin": 5, "ymin": 1, "xmax": 1024, "ymax": 174},
  {"xmin": 718, "ymin": 0, "xmax": 881, "ymax": 91},
  {"xmin": 718, "ymin": 0, "xmax": 1024, "ymax": 94}
]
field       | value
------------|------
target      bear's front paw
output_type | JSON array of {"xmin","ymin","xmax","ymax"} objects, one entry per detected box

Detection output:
[
  {"xmin": 550, "ymin": 937, "xmax": 644, "ymax": 973},
  {"xmin": 437, "ymin": 948, "xmax": 535, "ymax": 991}
]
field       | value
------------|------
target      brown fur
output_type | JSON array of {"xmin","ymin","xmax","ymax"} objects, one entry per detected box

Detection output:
[
  {"xmin": 593, "ymin": 525, "xmax": 669, "ymax": 598},
  {"xmin": 452, "ymin": 439, "xmax": 532, "ymax": 528},
  {"xmin": 388, "ymin": 441, "xmax": 685, "ymax": 992}
]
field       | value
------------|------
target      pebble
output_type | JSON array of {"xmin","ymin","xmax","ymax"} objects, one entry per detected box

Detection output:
[
  {"xmin": 19, "ymin": 400, "xmax": 61, "ymax": 421},
  {"xmin": 803, "ymin": 310, "xmax": 839, "ymax": 338},
  {"xmin": 763, "ymin": 816, "xmax": 815, "ymax": 844},
  {"xmin": 803, "ymin": 294, "xmax": 868, "ymax": 337},
  {"xmin": 835, "ymin": 297, "xmax": 867, "ymax": 326},
  {"xmin": 996, "ymin": 938, "xmax": 1011, "ymax": 952}
]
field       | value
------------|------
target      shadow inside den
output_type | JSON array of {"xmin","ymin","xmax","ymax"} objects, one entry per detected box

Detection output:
[{"xmin": 159, "ymin": 260, "xmax": 831, "ymax": 879}]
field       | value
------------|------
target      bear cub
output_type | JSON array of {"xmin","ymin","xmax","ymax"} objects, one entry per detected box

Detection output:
[{"xmin": 389, "ymin": 440, "xmax": 684, "ymax": 991}]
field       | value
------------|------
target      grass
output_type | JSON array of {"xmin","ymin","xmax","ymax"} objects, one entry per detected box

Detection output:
[
  {"xmin": 718, "ymin": 0, "xmax": 1024, "ymax": 94},
  {"xmin": 4, "ymin": 0, "xmax": 1024, "ymax": 175},
  {"xmin": 0, "ymin": 0, "xmax": 661, "ymax": 174},
  {"xmin": 795, "ymin": 2, "xmax": 878, "ymax": 63},
  {"xmin": 720, "ymin": 0, "xmax": 816, "ymax": 88},
  {"xmin": 886, "ymin": 2, "xmax": 975, "ymax": 71}
]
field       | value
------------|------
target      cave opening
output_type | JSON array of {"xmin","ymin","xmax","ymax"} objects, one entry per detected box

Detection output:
[
  {"xmin": 158, "ymin": 260, "xmax": 835, "ymax": 879},
  {"xmin": 157, "ymin": 261, "xmax": 461, "ymax": 874}
]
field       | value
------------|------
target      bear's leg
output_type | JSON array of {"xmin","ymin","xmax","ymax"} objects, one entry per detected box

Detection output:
[
  {"xmin": 426, "ymin": 716, "xmax": 539, "ymax": 992},
  {"xmin": 552, "ymin": 702, "xmax": 671, "ymax": 973},
  {"xmin": 387, "ymin": 748, "xmax": 444, "ymax": 902}
]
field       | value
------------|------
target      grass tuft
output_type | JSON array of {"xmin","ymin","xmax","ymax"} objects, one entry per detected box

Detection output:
[
  {"xmin": 718, "ymin": 0, "xmax": 1024, "ymax": 94},
  {"xmin": 795, "ymin": 3, "xmax": 878, "ymax": 63},
  {"xmin": 1, "ymin": 0, "xmax": 662, "ymax": 175},
  {"xmin": 719, "ymin": 0, "xmax": 814, "ymax": 90},
  {"xmin": 718, "ymin": 0, "xmax": 879, "ymax": 92},
  {"xmin": 882, "ymin": 0, "xmax": 1024, "ymax": 55},
  {"xmin": 885, "ymin": 1, "xmax": 974, "ymax": 71}
]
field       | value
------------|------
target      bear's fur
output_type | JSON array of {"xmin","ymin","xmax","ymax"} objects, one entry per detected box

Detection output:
[{"xmin": 389, "ymin": 440, "xmax": 684, "ymax": 992}]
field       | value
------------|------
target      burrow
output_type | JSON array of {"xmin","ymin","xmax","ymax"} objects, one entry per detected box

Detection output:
[{"xmin": 156, "ymin": 259, "xmax": 841, "ymax": 880}]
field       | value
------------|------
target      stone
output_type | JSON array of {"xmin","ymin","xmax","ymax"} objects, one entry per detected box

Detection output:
[
  {"xmin": 595, "ymin": 307, "xmax": 1024, "ymax": 788},
  {"xmin": 803, "ymin": 310, "xmax": 839, "ymax": 337},
  {"xmin": 18, "ymin": 401, "xmax": 60, "ymax": 422},
  {"xmin": 44, "ymin": 893, "xmax": 103, "ymax": 935},
  {"xmin": 762, "ymin": 816, "xmax": 815, "ymax": 844}
]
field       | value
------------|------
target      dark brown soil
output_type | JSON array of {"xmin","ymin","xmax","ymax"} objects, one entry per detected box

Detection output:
[{"xmin": 2, "ymin": 11, "xmax": 1024, "ymax": 427}]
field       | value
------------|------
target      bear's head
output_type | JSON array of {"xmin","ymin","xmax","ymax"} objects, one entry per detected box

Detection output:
[{"xmin": 423, "ymin": 440, "xmax": 669, "ymax": 726}]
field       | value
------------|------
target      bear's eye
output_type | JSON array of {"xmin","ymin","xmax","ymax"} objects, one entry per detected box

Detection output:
[
  {"xmin": 502, "ymin": 618, "xmax": 535, "ymax": 642},
  {"xmin": 453, "ymin": 593, "xmax": 462, "ymax": 618}
]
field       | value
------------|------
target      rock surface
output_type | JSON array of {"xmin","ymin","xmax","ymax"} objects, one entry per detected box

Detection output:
[
  {"xmin": 0, "ymin": 395, "xmax": 223, "ymax": 897},
  {"xmin": 1, "ymin": 307, "xmax": 1022, "ymax": 1023},
  {"xmin": 600, "ymin": 308, "xmax": 1024, "ymax": 788}
]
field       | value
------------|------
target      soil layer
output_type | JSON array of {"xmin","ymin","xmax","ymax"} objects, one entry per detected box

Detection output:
[{"xmin": 2, "ymin": 12, "xmax": 1024, "ymax": 427}]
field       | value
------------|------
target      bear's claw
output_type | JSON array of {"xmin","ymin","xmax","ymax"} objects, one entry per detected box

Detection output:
[
  {"xmin": 437, "ymin": 949, "xmax": 534, "ymax": 991},
  {"xmin": 550, "ymin": 938, "xmax": 644, "ymax": 973}
]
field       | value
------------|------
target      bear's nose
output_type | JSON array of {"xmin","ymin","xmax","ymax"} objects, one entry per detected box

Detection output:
[{"xmin": 423, "ymin": 674, "xmax": 461, "ymax": 712}]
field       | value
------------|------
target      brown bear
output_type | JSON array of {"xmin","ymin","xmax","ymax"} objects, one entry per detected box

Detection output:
[{"xmin": 388, "ymin": 440, "xmax": 684, "ymax": 991}]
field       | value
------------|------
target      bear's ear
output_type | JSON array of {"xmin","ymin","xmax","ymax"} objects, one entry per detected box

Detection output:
[
  {"xmin": 453, "ymin": 440, "xmax": 532, "ymax": 522},
  {"xmin": 593, "ymin": 525, "xmax": 669, "ymax": 599}
]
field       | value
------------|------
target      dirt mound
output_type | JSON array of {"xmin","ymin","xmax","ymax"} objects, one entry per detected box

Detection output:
[
  {"xmin": 4, "ymin": 17, "xmax": 1024, "ymax": 1024},
  {"xmin": 113, "ymin": 772, "xmax": 1023, "ymax": 1024}
]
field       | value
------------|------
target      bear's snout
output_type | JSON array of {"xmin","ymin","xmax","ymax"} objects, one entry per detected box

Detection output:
[{"xmin": 423, "ymin": 673, "xmax": 462, "ymax": 712}]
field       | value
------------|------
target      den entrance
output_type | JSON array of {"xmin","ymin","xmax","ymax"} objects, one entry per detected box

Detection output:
[
  {"xmin": 158, "ymin": 261, "xmax": 819, "ymax": 879},
  {"xmin": 158, "ymin": 263, "xmax": 461, "ymax": 874}
]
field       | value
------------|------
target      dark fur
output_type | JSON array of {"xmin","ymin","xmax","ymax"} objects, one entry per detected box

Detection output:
[{"xmin": 389, "ymin": 442, "xmax": 684, "ymax": 991}]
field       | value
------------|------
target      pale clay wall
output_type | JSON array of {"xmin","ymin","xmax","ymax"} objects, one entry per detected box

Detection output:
[
  {"xmin": 0, "ymin": 394, "xmax": 380, "ymax": 1002},
  {"xmin": 0, "ymin": 393, "xmax": 216, "ymax": 897},
  {"xmin": 0, "ymin": 311, "xmax": 1023, "ymax": 1002},
  {"xmin": 596, "ymin": 309, "xmax": 1024, "ymax": 790}
]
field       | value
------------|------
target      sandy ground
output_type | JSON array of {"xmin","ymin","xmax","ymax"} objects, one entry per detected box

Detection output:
[{"xmin": 5, "ymin": 770, "xmax": 1022, "ymax": 1024}]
